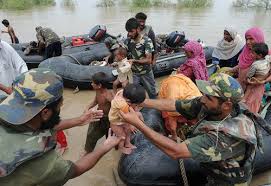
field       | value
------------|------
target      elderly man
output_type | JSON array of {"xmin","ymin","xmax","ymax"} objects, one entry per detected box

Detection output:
[
  {"xmin": 0, "ymin": 37, "xmax": 28, "ymax": 100},
  {"xmin": 0, "ymin": 68, "xmax": 122, "ymax": 185},
  {"xmin": 121, "ymin": 73, "xmax": 266, "ymax": 186}
]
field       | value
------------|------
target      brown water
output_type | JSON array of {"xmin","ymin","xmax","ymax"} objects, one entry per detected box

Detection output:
[{"xmin": 1, "ymin": 0, "xmax": 271, "ymax": 185}]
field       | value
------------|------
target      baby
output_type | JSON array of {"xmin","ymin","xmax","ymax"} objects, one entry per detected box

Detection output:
[
  {"xmin": 247, "ymin": 42, "xmax": 270, "ymax": 83},
  {"xmin": 109, "ymin": 84, "xmax": 145, "ymax": 154},
  {"xmin": 112, "ymin": 47, "xmax": 133, "ymax": 94}
]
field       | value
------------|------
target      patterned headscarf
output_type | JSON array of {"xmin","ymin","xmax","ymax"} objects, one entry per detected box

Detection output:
[
  {"xmin": 183, "ymin": 41, "xmax": 208, "ymax": 81},
  {"xmin": 238, "ymin": 27, "xmax": 265, "ymax": 69}
]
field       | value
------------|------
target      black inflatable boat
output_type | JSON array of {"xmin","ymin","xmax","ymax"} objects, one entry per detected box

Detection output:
[
  {"xmin": 118, "ymin": 108, "xmax": 271, "ymax": 186},
  {"xmin": 12, "ymin": 25, "xmax": 113, "ymax": 69},
  {"xmin": 39, "ymin": 46, "xmax": 215, "ymax": 89}
]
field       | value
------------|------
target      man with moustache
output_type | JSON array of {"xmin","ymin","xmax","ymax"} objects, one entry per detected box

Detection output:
[
  {"xmin": 124, "ymin": 18, "xmax": 157, "ymax": 99},
  {"xmin": 0, "ymin": 68, "xmax": 123, "ymax": 186},
  {"xmin": 120, "ymin": 73, "xmax": 268, "ymax": 186}
]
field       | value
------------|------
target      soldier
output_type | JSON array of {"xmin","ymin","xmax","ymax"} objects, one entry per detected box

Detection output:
[
  {"xmin": 120, "ymin": 73, "xmax": 267, "ymax": 186},
  {"xmin": 1, "ymin": 19, "xmax": 19, "ymax": 44},
  {"xmin": 125, "ymin": 18, "xmax": 157, "ymax": 99},
  {"xmin": 35, "ymin": 26, "xmax": 62, "ymax": 59},
  {"xmin": 0, "ymin": 68, "xmax": 123, "ymax": 185},
  {"xmin": 135, "ymin": 12, "xmax": 157, "ymax": 64}
]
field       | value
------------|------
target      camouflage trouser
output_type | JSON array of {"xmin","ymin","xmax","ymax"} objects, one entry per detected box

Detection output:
[
  {"xmin": 84, "ymin": 117, "xmax": 110, "ymax": 153},
  {"xmin": 206, "ymin": 176, "xmax": 250, "ymax": 186}
]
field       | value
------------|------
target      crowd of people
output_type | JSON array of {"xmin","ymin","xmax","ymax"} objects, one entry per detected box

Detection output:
[{"xmin": 1, "ymin": 12, "xmax": 271, "ymax": 186}]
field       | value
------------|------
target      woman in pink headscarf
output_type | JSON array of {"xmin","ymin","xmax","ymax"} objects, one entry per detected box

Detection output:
[
  {"xmin": 177, "ymin": 41, "xmax": 208, "ymax": 82},
  {"xmin": 234, "ymin": 27, "xmax": 266, "ymax": 113},
  {"xmin": 236, "ymin": 27, "xmax": 265, "ymax": 89}
]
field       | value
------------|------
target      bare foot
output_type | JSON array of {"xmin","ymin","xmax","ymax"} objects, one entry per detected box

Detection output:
[
  {"xmin": 120, "ymin": 147, "xmax": 133, "ymax": 154},
  {"xmin": 125, "ymin": 143, "xmax": 137, "ymax": 149}
]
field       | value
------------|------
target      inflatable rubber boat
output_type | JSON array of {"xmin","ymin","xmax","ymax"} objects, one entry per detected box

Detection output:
[
  {"xmin": 39, "ymin": 46, "xmax": 215, "ymax": 89},
  {"xmin": 12, "ymin": 25, "xmax": 113, "ymax": 69},
  {"xmin": 118, "ymin": 108, "xmax": 271, "ymax": 186}
]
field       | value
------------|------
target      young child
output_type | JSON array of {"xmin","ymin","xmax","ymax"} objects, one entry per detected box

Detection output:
[
  {"xmin": 244, "ymin": 42, "xmax": 270, "ymax": 113},
  {"xmin": 112, "ymin": 47, "xmax": 133, "ymax": 94},
  {"xmin": 109, "ymin": 84, "xmax": 145, "ymax": 154},
  {"xmin": 84, "ymin": 72, "xmax": 115, "ymax": 154}
]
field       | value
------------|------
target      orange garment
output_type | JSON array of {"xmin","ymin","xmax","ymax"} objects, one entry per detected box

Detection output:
[
  {"xmin": 159, "ymin": 74, "xmax": 202, "ymax": 132},
  {"xmin": 109, "ymin": 90, "xmax": 129, "ymax": 125}
]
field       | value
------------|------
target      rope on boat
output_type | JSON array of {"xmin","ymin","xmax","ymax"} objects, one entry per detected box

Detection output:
[
  {"xmin": 62, "ymin": 54, "xmax": 82, "ymax": 65},
  {"xmin": 177, "ymin": 138, "xmax": 189, "ymax": 186}
]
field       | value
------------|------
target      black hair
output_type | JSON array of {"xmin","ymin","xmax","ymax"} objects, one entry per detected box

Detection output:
[
  {"xmin": 2, "ymin": 19, "xmax": 9, "ymax": 26},
  {"xmin": 135, "ymin": 12, "xmax": 147, "ymax": 20},
  {"xmin": 92, "ymin": 72, "xmax": 110, "ymax": 88},
  {"xmin": 252, "ymin": 43, "xmax": 269, "ymax": 58},
  {"xmin": 125, "ymin": 18, "xmax": 139, "ymax": 32},
  {"xmin": 115, "ymin": 47, "xmax": 127, "ymax": 57},
  {"xmin": 123, "ymin": 84, "xmax": 146, "ymax": 104}
]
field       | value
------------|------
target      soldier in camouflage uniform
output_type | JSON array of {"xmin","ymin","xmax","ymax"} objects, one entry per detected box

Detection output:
[
  {"xmin": 35, "ymin": 26, "xmax": 62, "ymax": 59},
  {"xmin": 0, "ymin": 68, "xmax": 122, "ymax": 186},
  {"xmin": 135, "ymin": 12, "xmax": 157, "ymax": 64},
  {"xmin": 124, "ymin": 18, "xmax": 157, "ymax": 98},
  {"xmin": 120, "ymin": 73, "xmax": 269, "ymax": 186}
]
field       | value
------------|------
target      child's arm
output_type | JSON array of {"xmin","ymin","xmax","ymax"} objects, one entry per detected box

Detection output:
[
  {"xmin": 118, "ymin": 62, "xmax": 132, "ymax": 74},
  {"xmin": 246, "ymin": 65, "xmax": 256, "ymax": 80}
]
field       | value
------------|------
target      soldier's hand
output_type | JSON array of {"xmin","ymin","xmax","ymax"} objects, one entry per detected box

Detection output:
[
  {"xmin": 103, "ymin": 128, "xmax": 124, "ymax": 149},
  {"xmin": 79, "ymin": 109, "xmax": 104, "ymax": 125},
  {"xmin": 120, "ymin": 107, "xmax": 142, "ymax": 128}
]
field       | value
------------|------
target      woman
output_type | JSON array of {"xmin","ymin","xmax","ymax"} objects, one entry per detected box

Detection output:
[
  {"xmin": 177, "ymin": 41, "xmax": 208, "ymax": 82},
  {"xmin": 234, "ymin": 27, "xmax": 266, "ymax": 113},
  {"xmin": 212, "ymin": 27, "xmax": 244, "ymax": 67}
]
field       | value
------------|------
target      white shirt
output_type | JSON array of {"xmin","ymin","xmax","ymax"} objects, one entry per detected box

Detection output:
[{"xmin": 0, "ymin": 40, "xmax": 28, "ymax": 96}]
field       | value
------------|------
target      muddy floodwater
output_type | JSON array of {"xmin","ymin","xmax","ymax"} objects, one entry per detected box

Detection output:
[{"xmin": 1, "ymin": 0, "xmax": 271, "ymax": 185}]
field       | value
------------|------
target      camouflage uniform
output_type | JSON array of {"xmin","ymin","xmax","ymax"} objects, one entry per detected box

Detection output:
[
  {"xmin": 125, "ymin": 35, "xmax": 157, "ymax": 98},
  {"xmin": 0, "ymin": 68, "xmax": 74, "ymax": 186},
  {"xmin": 140, "ymin": 25, "xmax": 157, "ymax": 53},
  {"xmin": 36, "ymin": 26, "xmax": 62, "ymax": 59},
  {"xmin": 175, "ymin": 73, "xmax": 263, "ymax": 185}
]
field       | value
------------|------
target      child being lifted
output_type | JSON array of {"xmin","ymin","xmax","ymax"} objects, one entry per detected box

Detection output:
[
  {"xmin": 109, "ymin": 84, "xmax": 145, "ymax": 154},
  {"xmin": 112, "ymin": 47, "xmax": 133, "ymax": 94}
]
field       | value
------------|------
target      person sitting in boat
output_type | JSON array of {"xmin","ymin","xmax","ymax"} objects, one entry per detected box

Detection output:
[
  {"xmin": 120, "ymin": 73, "xmax": 269, "ymax": 186},
  {"xmin": 243, "ymin": 42, "xmax": 270, "ymax": 113},
  {"xmin": 212, "ymin": 27, "xmax": 244, "ymax": 68},
  {"xmin": 125, "ymin": 18, "xmax": 157, "ymax": 99},
  {"xmin": 177, "ymin": 40, "xmax": 208, "ymax": 82},
  {"xmin": 35, "ymin": 26, "xmax": 62, "ymax": 59},
  {"xmin": 112, "ymin": 47, "xmax": 133, "ymax": 94},
  {"xmin": 135, "ymin": 12, "xmax": 157, "ymax": 64},
  {"xmin": 109, "ymin": 84, "xmax": 145, "ymax": 154},
  {"xmin": 158, "ymin": 74, "xmax": 202, "ymax": 140},
  {"xmin": 1, "ymin": 19, "xmax": 19, "ymax": 44}
]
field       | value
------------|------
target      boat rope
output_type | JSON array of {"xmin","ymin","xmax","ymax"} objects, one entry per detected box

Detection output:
[
  {"xmin": 62, "ymin": 54, "xmax": 82, "ymax": 65},
  {"xmin": 177, "ymin": 137, "xmax": 189, "ymax": 186}
]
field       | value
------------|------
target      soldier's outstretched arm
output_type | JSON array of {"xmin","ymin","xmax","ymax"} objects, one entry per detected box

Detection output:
[
  {"xmin": 71, "ymin": 129, "xmax": 123, "ymax": 178},
  {"xmin": 120, "ymin": 107, "xmax": 191, "ymax": 160},
  {"xmin": 54, "ymin": 109, "xmax": 104, "ymax": 131},
  {"xmin": 142, "ymin": 99, "xmax": 176, "ymax": 112}
]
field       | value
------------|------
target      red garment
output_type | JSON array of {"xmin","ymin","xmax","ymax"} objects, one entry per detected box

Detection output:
[
  {"xmin": 177, "ymin": 41, "xmax": 208, "ymax": 81},
  {"xmin": 56, "ymin": 130, "xmax": 68, "ymax": 154}
]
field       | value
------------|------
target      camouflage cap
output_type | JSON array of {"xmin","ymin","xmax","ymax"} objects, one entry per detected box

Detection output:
[
  {"xmin": 0, "ymin": 68, "xmax": 63, "ymax": 125},
  {"xmin": 196, "ymin": 73, "xmax": 244, "ymax": 103}
]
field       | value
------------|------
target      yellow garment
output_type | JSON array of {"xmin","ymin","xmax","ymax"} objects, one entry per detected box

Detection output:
[
  {"xmin": 209, "ymin": 67, "xmax": 234, "ymax": 80},
  {"xmin": 109, "ymin": 90, "xmax": 129, "ymax": 125},
  {"xmin": 159, "ymin": 74, "xmax": 202, "ymax": 117}
]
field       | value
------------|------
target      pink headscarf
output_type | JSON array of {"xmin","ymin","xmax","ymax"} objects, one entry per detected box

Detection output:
[
  {"xmin": 238, "ymin": 27, "xmax": 265, "ymax": 69},
  {"xmin": 183, "ymin": 41, "xmax": 208, "ymax": 80}
]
